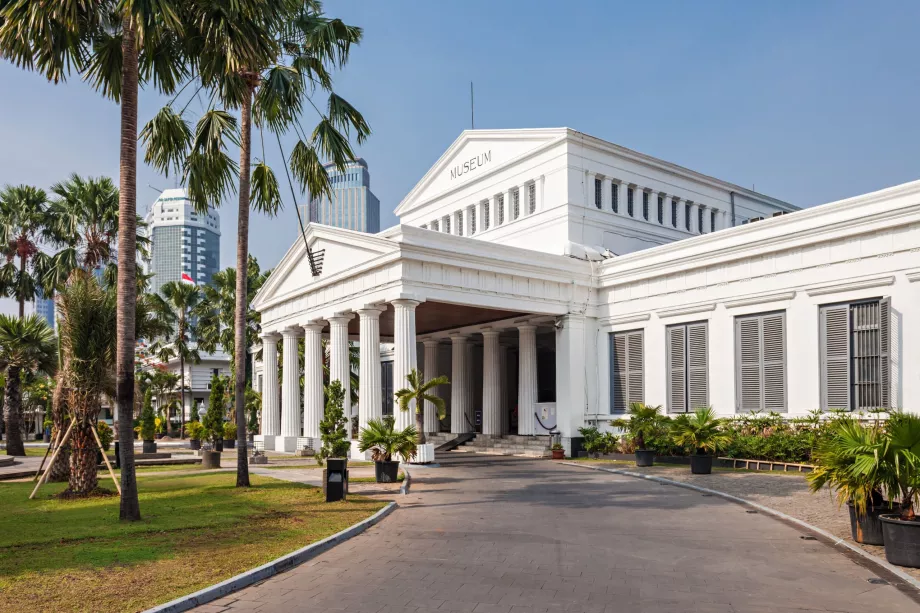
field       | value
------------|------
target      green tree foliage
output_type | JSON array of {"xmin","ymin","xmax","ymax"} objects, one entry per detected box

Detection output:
[
  {"xmin": 202, "ymin": 374, "xmax": 225, "ymax": 446},
  {"xmin": 139, "ymin": 389, "xmax": 156, "ymax": 441},
  {"xmin": 317, "ymin": 380, "xmax": 349, "ymax": 465},
  {"xmin": 394, "ymin": 368, "xmax": 448, "ymax": 445},
  {"xmin": 0, "ymin": 185, "xmax": 53, "ymax": 318},
  {"xmin": 245, "ymin": 388, "xmax": 261, "ymax": 434},
  {"xmin": 670, "ymin": 407, "xmax": 732, "ymax": 455}
]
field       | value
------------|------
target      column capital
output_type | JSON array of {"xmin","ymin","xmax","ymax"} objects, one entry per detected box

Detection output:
[
  {"xmin": 327, "ymin": 313, "xmax": 355, "ymax": 325},
  {"xmin": 391, "ymin": 298, "xmax": 421, "ymax": 310},
  {"xmin": 260, "ymin": 331, "xmax": 281, "ymax": 342},
  {"xmin": 356, "ymin": 305, "xmax": 385, "ymax": 319},
  {"xmin": 480, "ymin": 328, "xmax": 500, "ymax": 339},
  {"xmin": 449, "ymin": 333, "xmax": 469, "ymax": 342},
  {"xmin": 301, "ymin": 321, "xmax": 325, "ymax": 333},
  {"xmin": 281, "ymin": 325, "xmax": 302, "ymax": 337},
  {"xmin": 422, "ymin": 338, "xmax": 441, "ymax": 348},
  {"xmin": 516, "ymin": 323, "xmax": 537, "ymax": 333}
]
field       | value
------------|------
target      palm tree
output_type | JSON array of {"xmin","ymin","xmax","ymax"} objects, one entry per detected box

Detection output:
[
  {"xmin": 395, "ymin": 369, "xmax": 449, "ymax": 446},
  {"xmin": 670, "ymin": 407, "xmax": 731, "ymax": 455},
  {"xmin": 143, "ymin": 2, "xmax": 369, "ymax": 488},
  {"xmin": 149, "ymin": 281, "xmax": 202, "ymax": 438},
  {"xmin": 0, "ymin": 315, "xmax": 56, "ymax": 456},
  {"xmin": 0, "ymin": 185, "xmax": 53, "ymax": 318}
]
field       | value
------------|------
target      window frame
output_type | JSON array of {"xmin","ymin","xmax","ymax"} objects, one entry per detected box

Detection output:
[
  {"xmin": 609, "ymin": 329, "xmax": 644, "ymax": 413},
  {"xmin": 734, "ymin": 311, "xmax": 787, "ymax": 413},
  {"xmin": 666, "ymin": 321, "xmax": 709, "ymax": 413}
]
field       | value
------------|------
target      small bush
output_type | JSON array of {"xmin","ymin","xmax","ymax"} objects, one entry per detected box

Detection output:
[
  {"xmin": 96, "ymin": 421, "xmax": 113, "ymax": 451},
  {"xmin": 186, "ymin": 421, "xmax": 204, "ymax": 441},
  {"xmin": 139, "ymin": 390, "xmax": 156, "ymax": 441},
  {"xmin": 222, "ymin": 421, "xmax": 237, "ymax": 440}
]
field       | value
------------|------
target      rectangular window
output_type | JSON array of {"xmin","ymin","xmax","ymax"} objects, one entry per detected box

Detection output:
[
  {"xmin": 820, "ymin": 299, "xmax": 891, "ymax": 411},
  {"xmin": 431, "ymin": 219, "xmax": 439, "ymax": 232},
  {"xmin": 666, "ymin": 322, "xmax": 709, "ymax": 413},
  {"xmin": 736, "ymin": 312, "xmax": 787, "ymax": 412},
  {"xmin": 483, "ymin": 200, "xmax": 490, "ymax": 230},
  {"xmin": 698, "ymin": 207, "xmax": 704, "ymax": 234},
  {"xmin": 627, "ymin": 188, "xmax": 634, "ymax": 217},
  {"xmin": 497, "ymin": 194, "xmax": 505, "ymax": 225},
  {"xmin": 612, "ymin": 183, "xmax": 619, "ymax": 213},
  {"xmin": 528, "ymin": 184, "xmax": 536, "ymax": 214},
  {"xmin": 456, "ymin": 210, "xmax": 464, "ymax": 236},
  {"xmin": 443, "ymin": 215, "xmax": 451, "ymax": 234},
  {"xmin": 512, "ymin": 188, "xmax": 520, "ymax": 219},
  {"xmin": 594, "ymin": 178, "xmax": 602, "ymax": 209},
  {"xmin": 609, "ymin": 330, "xmax": 644, "ymax": 412},
  {"xmin": 711, "ymin": 209, "xmax": 717, "ymax": 232},
  {"xmin": 642, "ymin": 191, "xmax": 649, "ymax": 220},
  {"xmin": 671, "ymin": 200, "xmax": 677, "ymax": 227},
  {"xmin": 469, "ymin": 205, "xmax": 476, "ymax": 235},
  {"xmin": 685, "ymin": 203, "xmax": 692, "ymax": 231},
  {"xmin": 657, "ymin": 195, "xmax": 664, "ymax": 224},
  {"xmin": 381, "ymin": 361, "xmax": 394, "ymax": 416}
]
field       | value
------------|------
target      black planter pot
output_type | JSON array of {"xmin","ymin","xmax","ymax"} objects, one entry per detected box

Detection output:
[
  {"xmin": 375, "ymin": 460, "xmax": 400, "ymax": 483},
  {"xmin": 142, "ymin": 440, "xmax": 157, "ymax": 454},
  {"xmin": 635, "ymin": 449, "xmax": 655, "ymax": 467},
  {"xmin": 690, "ymin": 454, "xmax": 713, "ymax": 475},
  {"xmin": 223, "ymin": 438, "xmax": 235, "ymax": 449},
  {"xmin": 847, "ymin": 501, "xmax": 886, "ymax": 545},
  {"xmin": 189, "ymin": 439, "xmax": 201, "ymax": 450},
  {"xmin": 215, "ymin": 439, "xmax": 223, "ymax": 452},
  {"xmin": 881, "ymin": 515, "xmax": 920, "ymax": 567}
]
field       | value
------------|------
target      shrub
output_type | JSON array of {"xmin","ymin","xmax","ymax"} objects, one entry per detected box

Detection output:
[
  {"xmin": 186, "ymin": 421, "xmax": 204, "ymax": 441},
  {"xmin": 201, "ymin": 374, "xmax": 225, "ymax": 445},
  {"xmin": 358, "ymin": 416, "xmax": 417, "ymax": 462},
  {"xmin": 317, "ymin": 380, "xmax": 350, "ymax": 465},
  {"xmin": 96, "ymin": 421, "xmax": 113, "ymax": 451},
  {"xmin": 222, "ymin": 421, "xmax": 237, "ymax": 440},
  {"xmin": 139, "ymin": 390, "xmax": 156, "ymax": 441}
]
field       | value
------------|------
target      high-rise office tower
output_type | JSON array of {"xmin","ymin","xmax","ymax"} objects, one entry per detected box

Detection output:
[
  {"xmin": 34, "ymin": 289, "xmax": 54, "ymax": 330},
  {"xmin": 144, "ymin": 188, "xmax": 220, "ymax": 295},
  {"xmin": 300, "ymin": 158, "xmax": 380, "ymax": 233}
]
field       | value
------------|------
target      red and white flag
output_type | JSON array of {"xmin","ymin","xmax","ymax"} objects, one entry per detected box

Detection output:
[{"xmin": 181, "ymin": 272, "xmax": 196, "ymax": 285}]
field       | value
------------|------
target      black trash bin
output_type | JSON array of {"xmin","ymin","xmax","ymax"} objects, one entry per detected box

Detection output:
[{"xmin": 325, "ymin": 458, "xmax": 348, "ymax": 502}]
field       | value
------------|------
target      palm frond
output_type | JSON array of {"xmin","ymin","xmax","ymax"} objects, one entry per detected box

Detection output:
[
  {"xmin": 141, "ymin": 105, "xmax": 192, "ymax": 177},
  {"xmin": 250, "ymin": 162, "xmax": 283, "ymax": 216}
]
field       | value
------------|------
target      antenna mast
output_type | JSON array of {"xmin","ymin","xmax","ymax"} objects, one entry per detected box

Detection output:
[{"xmin": 470, "ymin": 81, "xmax": 474, "ymax": 129}]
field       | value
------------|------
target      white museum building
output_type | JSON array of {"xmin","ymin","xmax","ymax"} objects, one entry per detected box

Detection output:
[{"xmin": 251, "ymin": 128, "xmax": 920, "ymax": 455}]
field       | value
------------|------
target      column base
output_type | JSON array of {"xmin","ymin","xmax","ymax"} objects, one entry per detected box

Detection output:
[
  {"xmin": 272, "ymin": 436, "xmax": 299, "ymax": 453},
  {"xmin": 253, "ymin": 434, "xmax": 276, "ymax": 451},
  {"xmin": 349, "ymin": 439, "xmax": 371, "ymax": 461}
]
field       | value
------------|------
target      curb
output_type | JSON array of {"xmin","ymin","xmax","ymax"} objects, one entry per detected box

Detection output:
[
  {"xmin": 561, "ymin": 461, "xmax": 920, "ymax": 595},
  {"xmin": 144, "ymin": 501, "xmax": 397, "ymax": 613}
]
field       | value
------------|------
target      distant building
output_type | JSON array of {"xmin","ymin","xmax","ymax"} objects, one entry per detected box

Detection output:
[
  {"xmin": 34, "ymin": 289, "xmax": 54, "ymax": 330},
  {"xmin": 144, "ymin": 188, "xmax": 221, "ymax": 296},
  {"xmin": 300, "ymin": 158, "xmax": 380, "ymax": 233}
]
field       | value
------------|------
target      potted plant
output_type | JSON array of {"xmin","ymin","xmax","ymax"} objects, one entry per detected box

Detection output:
[
  {"xmin": 613, "ymin": 403, "xmax": 666, "ymax": 467},
  {"xmin": 222, "ymin": 421, "xmax": 237, "ymax": 449},
  {"xmin": 394, "ymin": 368, "xmax": 449, "ymax": 464},
  {"xmin": 187, "ymin": 421, "xmax": 204, "ymax": 450},
  {"xmin": 670, "ymin": 407, "xmax": 730, "ymax": 475},
  {"xmin": 201, "ymin": 374, "xmax": 225, "ymax": 462},
  {"xmin": 139, "ymin": 390, "xmax": 157, "ymax": 454},
  {"xmin": 876, "ymin": 413, "xmax": 920, "ymax": 566},
  {"xmin": 551, "ymin": 443, "xmax": 565, "ymax": 460},
  {"xmin": 359, "ymin": 416, "xmax": 418, "ymax": 482},
  {"xmin": 317, "ymin": 380, "xmax": 351, "ymax": 466}
]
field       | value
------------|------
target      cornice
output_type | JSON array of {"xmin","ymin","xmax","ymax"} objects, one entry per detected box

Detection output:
[
  {"xmin": 805, "ymin": 275, "xmax": 895, "ymax": 297},
  {"xmin": 657, "ymin": 302, "xmax": 717, "ymax": 319},
  {"xmin": 724, "ymin": 291, "xmax": 797, "ymax": 309},
  {"xmin": 906, "ymin": 269, "xmax": 920, "ymax": 283},
  {"xmin": 600, "ymin": 313, "xmax": 651, "ymax": 326}
]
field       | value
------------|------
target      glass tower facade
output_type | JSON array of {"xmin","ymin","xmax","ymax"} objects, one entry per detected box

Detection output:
[
  {"xmin": 34, "ymin": 288, "xmax": 54, "ymax": 330},
  {"xmin": 300, "ymin": 158, "xmax": 380, "ymax": 233}
]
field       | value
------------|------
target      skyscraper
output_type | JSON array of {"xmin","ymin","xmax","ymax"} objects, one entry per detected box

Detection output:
[
  {"xmin": 300, "ymin": 158, "xmax": 380, "ymax": 233},
  {"xmin": 144, "ymin": 188, "xmax": 221, "ymax": 296},
  {"xmin": 34, "ymin": 289, "xmax": 54, "ymax": 330}
]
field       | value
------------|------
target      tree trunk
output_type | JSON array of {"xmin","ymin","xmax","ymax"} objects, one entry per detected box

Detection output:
[
  {"xmin": 179, "ymin": 355, "xmax": 186, "ymax": 438},
  {"xmin": 116, "ymin": 17, "xmax": 141, "ymax": 522},
  {"xmin": 18, "ymin": 253, "xmax": 25, "ymax": 319},
  {"xmin": 416, "ymin": 406, "xmax": 425, "ymax": 446},
  {"xmin": 3, "ymin": 366, "xmax": 25, "ymax": 456},
  {"xmin": 67, "ymin": 418, "xmax": 99, "ymax": 495},
  {"xmin": 49, "ymin": 372, "xmax": 71, "ymax": 480},
  {"xmin": 234, "ymin": 80, "xmax": 255, "ymax": 488}
]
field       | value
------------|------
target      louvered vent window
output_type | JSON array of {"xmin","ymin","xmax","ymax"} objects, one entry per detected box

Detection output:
[
  {"xmin": 685, "ymin": 203, "xmax": 692, "ymax": 231},
  {"xmin": 512, "ymin": 188, "xmax": 520, "ymax": 219},
  {"xmin": 528, "ymin": 184, "xmax": 536, "ymax": 214},
  {"xmin": 482, "ymin": 200, "xmax": 490, "ymax": 230},
  {"xmin": 497, "ymin": 194, "xmax": 505, "ymax": 225},
  {"xmin": 657, "ymin": 195, "xmax": 664, "ymax": 224},
  {"xmin": 431, "ymin": 219, "xmax": 439, "ymax": 232},
  {"xmin": 612, "ymin": 183, "xmax": 619, "ymax": 213},
  {"xmin": 820, "ymin": 299, "xmax": 891, "ymax": 411},
  {"xmin": 667, "ymin": 322, "xmax": 708, "ymax": 413},
  {"xmin": 609, "ymin": 330, "xmax": 644, "ymax": 413},
  {"xmin": 642, "ymin": 191, "xmax": 649, "ymax": 220},
  {"xmin": 671, "ymin": 200, "xmax": 678, "ymax": 227},
  {"xmin": 443, "ymin": 216, "xmax": 450, "ymax": 234},
  {"xmin": 627, "ymin": 188, "xmax": 634, "ymax": 217},
  {"xmin": 594, "ymin": 178, "xmax": 602, "ymax": 209},
  {"xmin": 698, "ymin": 207, "xmax": 704, "ymax": 233},
  {"xmin": 469, "ymin": 206, "xmax": 476, "ymax": 235},
  {"xmin": 711, "ymin": 209, "xmax": 717, "ymax": 232},
  {"xmin": 736, "ymin": 312, "xmax": 786, "ymax": 412},
  {"xmin": 456, "ymin": 210, "xmax": 464, "ymax": 236}
]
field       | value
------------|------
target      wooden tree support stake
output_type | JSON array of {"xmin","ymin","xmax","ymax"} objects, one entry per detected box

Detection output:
[
  {"xmin": 32, "ymin": 427, "xmax": 62, "ymax": 482},
  {"xmin": 30, "ymin": 419, "xmax": 75, "ymax": 500},
  {"xmin": 91, "ymin": 424, "xmax": 121, "ymax": 495}
]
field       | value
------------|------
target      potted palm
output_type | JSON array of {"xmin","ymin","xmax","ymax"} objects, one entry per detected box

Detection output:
[
  {"xmin": 139, "ymin": 390, "xmax": 157, "ymax": 454},
  {"xmin": 614, "ymin": 403, "xmax": 666, "ymax": 467},
  {"xmin": 807, "ymin": 417, "xmax": 887, "ymax": 545},
  {"xmin": 394, "ymin": 368, "xmax": 449, "ymax": 464},
  {"xmin": 670, "ymin": 407, "xmax": 730, "ymax": 474},
  {"xmin": 359, "ymin": 417, "xmax": 418, "ymax": 482}
]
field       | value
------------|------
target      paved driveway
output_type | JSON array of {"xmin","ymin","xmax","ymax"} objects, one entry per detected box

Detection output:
[{"xmin": 201, "ymin": 454, "xmax": 920, "ymax": 613}]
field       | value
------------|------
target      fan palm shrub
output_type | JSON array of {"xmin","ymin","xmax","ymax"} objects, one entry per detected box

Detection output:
[
  {"xmin": 394, "ymin": 368, "xmax": 448, "ymax": 445},
  {"xmin": 671, "ymin": 407, "xmax": 731, "ymax": 455},
  {"xmin": 359, "ymin": 417, "xmax": 418, "ymax": 464},
  {"xmin": 612, "ymin": 403, "xmax": 668, "ymax": 467},
  {"xmin": 0, "ymin": 314, "xmax": 56, "ymax": 456}
]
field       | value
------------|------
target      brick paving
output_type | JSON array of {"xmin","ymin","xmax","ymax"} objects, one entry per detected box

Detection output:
[{"xmin": 198, "ymin": 454, "xmax": 920, "ymax": 613}]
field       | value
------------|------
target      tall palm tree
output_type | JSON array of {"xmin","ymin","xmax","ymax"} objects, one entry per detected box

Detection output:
[
  {"xmin": 0, "ymin": 185, "xmax": 53, "ymax": 318},
  {"xmin": 0, "ymin": 314, "xmax": 56, "ymax": 456},
  {"xmin": 395, "ymin": 369, "xmax": 449, "ymax": 446},
  {"xmin": 143, "ymin": 1, "xmax": 369, "ymax": 488},
  {"xmin": 149, "ymin": 281, "xmax": 202, "ymax": 438}
]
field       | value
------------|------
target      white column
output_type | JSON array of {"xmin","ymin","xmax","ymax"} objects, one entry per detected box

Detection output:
[
  {"xmin": 689, "ymin": 202, "xmax": 700, "ymax": 234},
  {"xmin": 500, "ymin": 344, "xmax": 510, "ymax": 435},
  {"xmin": 506, "ymin": 187, "xmax": 515, "ymax": 221},
  {"xmin": 489, "ymin": 195, "xmax": 499, "ymax": 228},
  {"xmin": 450, "ymin": 334, "xmax": 470, "ymax": 434},
  {"xmin": 517, "ymin": 325, "xmax": 537, "ymax": 436},
  {"xmin": 258, "ymin": 333, "xmax": 281, "ymax": 442},
  {"xmin": 302, "ymin": 323, "xmax": 324, "ymax": 439},
  {"xmin": 675, "ymin": 198, "xmax": 685, "ymax": 231},
  {"xmin": 357, "ymin": 308, "xmax": 383, "ymax": 432},
  {"xmin": 328, "ymin": 314, "xmax": 354, "ymax": 427},
  {"xmin": 392, "ymin": 299, "xmax": 419, "ymax": 431},
  {"xmin": 423, "ymin": 339, "xmax": 441, "ymax": 434},
  {"xmin": 585, "ymin": 171, "xmax": 595, "ymax": 208},
  {"xmin": 481, "ymin": 329, "xmax": 502, "ymax": 436},
  {"xmin": 721, "ymin": 209, "xmax": 731, "ymax": 230},
  {"xmin": 701, "ymin": 205, "xmax": 712, "ymax": 233},
  {"xmin": 277, "ymin": 327, "xmax": 301, "ymax": 451},
  {"xmin": 602, "ymin": 177, "xmax": 613, "ymax": 212}
]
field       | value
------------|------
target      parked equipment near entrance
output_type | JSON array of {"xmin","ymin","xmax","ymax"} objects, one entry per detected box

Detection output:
[{"xmin": 325, "ymin": 458, "xmax": 348, "ymax": 502}]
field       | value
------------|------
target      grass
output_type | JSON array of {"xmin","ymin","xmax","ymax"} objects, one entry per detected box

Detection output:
[{"xmin": 0, "ymin": 473, "xmax": 386, "ymax": 612}]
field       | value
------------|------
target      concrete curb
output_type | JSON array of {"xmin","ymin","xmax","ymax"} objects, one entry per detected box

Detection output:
[
  {"xmin": 144, "ymin": 501, "xmax": 397, "ymax": 613},
  {"xmin": 561, "ymin": 461, "xmax": 920, "ymax": 595}
]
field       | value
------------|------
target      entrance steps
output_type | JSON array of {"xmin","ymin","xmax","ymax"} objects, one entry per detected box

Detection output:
[{"xmin": 455, "ymin": 434, "xmax": 552, "ymax": 458}]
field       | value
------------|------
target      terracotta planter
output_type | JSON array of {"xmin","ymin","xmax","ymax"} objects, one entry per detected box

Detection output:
[{"xmin": 551, "ymin": 449, "xmax": 565, "ymax": 460}]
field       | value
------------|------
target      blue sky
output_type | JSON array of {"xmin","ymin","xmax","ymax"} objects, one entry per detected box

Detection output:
[{"xmin": 1, "ymin": 0, "xmax": 919, "ymax": 315}]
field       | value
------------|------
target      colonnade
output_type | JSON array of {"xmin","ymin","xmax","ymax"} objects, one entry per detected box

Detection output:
[{"xmin": 257, "ymin": 299, "xmax": 543, "ymax": 452}]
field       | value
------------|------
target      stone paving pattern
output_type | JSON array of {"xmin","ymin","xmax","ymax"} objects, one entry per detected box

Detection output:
[{"xmin": 198, "ymin": 454, "xmax": 920, "ymax": 613}]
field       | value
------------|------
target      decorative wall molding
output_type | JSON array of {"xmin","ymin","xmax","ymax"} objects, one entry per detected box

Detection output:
[
  {"xmin": 657, "ymin": 303, "xmax": 716, "ymax": 319},
  {"xmin": 805, "ymin": 275, "xmax": 895, "ymax": 297},
  {"xmin": 600, "ymin": 313, "xmax": 651, "ymax": 326},
  {"xmin": 906, "ymin": 269, "xmax": 920, "ymax": 283},
  {"xmin": 724, "ymin": 291, "xmax": 797, "ymax": 309}
]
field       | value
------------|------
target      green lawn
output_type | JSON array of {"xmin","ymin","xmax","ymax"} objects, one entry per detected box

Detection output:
[{"xmin": 0, "ymin": 473, "xmax": 386, "ymax": 612}]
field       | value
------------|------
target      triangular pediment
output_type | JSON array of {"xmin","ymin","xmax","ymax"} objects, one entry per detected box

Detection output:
[
  {"xmin": 395, "ymin": 128, "xmax": 568, "ymax": 217},
  {"xmin": 252, "ymin": 224, "xmax": 397, "ymax": 309}
]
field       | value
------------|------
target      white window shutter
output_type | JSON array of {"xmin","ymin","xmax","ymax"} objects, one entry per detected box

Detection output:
[
  {"xmin": 610, "ymin": 333, "xmax": 628, "ymax": 412},
  {"xmin": 667, "ymin": 326, "xmax": 686, "ymax": 413},
  {"xmin": 737, "ymin": 316, "xmax": 762, "ymax": 411},
  {"xmin": 821, "ymin": 304, "xmax": 850, "ymax": 410},
  {"xmin": 687, "ymin": 322, "xmax": 709, "ymax": 410},
  {"xmin": 627, "ymin": 331, "xmax": 645, "ymax": 405},
  {"xmin": 762, "ymin": 313, "xmax": 787, "ymax": 411},
  {"xmin": 880, "ymin": 297, "xmax": 891, "ymax": 408}
]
